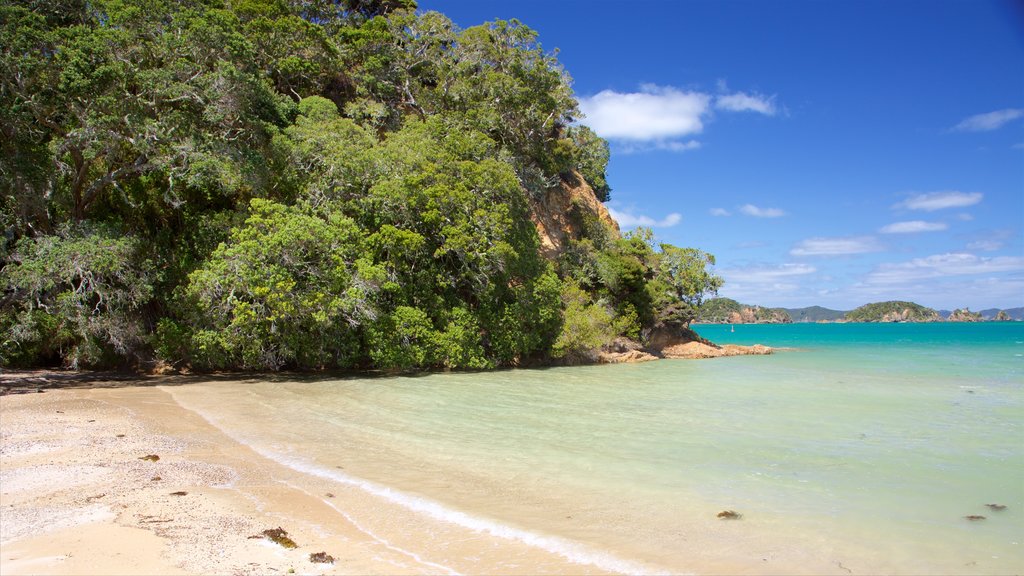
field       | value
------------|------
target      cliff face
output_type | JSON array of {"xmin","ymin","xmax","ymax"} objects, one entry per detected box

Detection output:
[
  {"xmin": 877, "ymin": 308, "xmax": 941, "ymax": 322},
  {"xmin": 725, "ymin": 307, "xmax": 792, "ymax": 324},
  {"xmin": 947, "ymin": 309, "xmax": 983, "ymax": 322},
  {"xmin": 528, "ymin": 170, "xmax": 620, "ymax": 259}
]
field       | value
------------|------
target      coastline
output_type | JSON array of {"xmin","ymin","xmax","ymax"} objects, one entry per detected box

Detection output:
[{"xmin": 0, "ymin": 381, "xmax": 635, "ymax": 575}]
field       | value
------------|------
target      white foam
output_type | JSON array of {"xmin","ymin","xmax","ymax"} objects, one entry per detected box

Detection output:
[{"xmin": 168, "ymin": 388, "xmax": 671, "ymax": 576}]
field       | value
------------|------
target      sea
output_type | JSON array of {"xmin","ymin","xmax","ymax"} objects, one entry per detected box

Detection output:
[{"xmin": 167, "ymin": 322, "xmax": 1024, "ymax": 575}]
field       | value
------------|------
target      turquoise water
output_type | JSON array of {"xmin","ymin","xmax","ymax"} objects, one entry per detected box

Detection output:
[{"xmin": 169, "ymin": 323, "xmax": 1024, "ymax": 574}]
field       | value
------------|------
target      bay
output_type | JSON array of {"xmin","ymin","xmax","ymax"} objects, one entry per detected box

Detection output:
[{"xmin": 167, "ymin": 323, "xmax": 1024, "ymax": 574}]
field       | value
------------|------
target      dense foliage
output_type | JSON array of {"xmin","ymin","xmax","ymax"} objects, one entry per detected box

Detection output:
[
  {"xmin": 1, "ymin": 0, "xmax": 722, "ymax": 370},
  {"xmin": 845, "ymin": 301, "xmax": 940, "ymax": 323}
]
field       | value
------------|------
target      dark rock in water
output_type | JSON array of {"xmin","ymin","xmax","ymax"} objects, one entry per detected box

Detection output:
[
  {"xmin": 985, "ymin": 504, "xmax": 1007, "ymax": 511},
  {"xmin": 310, "ymin": 552, "xmax": 335, "ymax": 564},
  {"xmin": 261, "ymin": 527, "xmax": 298, "ymax": 549},
  {"xmin": 964, "ymin": 515, "xmax": 986, "ymax": 521},
  {"xmin": 717, "ymin": 510, "xmax": 742, "ymax": 519}
]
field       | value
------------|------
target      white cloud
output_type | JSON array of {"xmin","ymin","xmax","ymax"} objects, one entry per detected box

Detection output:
[
  {"xmin": 878, "ymin": 220, "xmax": 948, "ymax": 234},
  {"xmin": 866, "ymin": 253, "xmax": 1024, "ymax": 284},
  {"xmin": 739, "ymin": 204, "xmax": 785, "ymax": 218},
  {"xmin": 895, "ymin": 191, "xmax": 983, "ymax": 211},
  {"xmin": 716, "ymin": 263, "xmax": 816, "ymax": 305},
  {"xmin": 967, "ymin": 239, "xmax": 1003, "ymax": 251},
  {"xmin": 618, "ymin": 139, "xmax": 702, "ymax": 154},
  {"xmin": 709, "ymin": 207, "xmax": 731, "ymax": 216},
  {"xmin": 953, "ymin": 108, "xmax": 1024, "ymax": 132},
  {"xmin": 790, "ymin": 236, "xmax": 883, "ymax": 256},
  {"xmin": 579, "ymin": 84, "xmax": 780, "ymax": 152},
  {"xmin": 607, "ymin": 207, "xmax": 682, "ymax": 228},
  {"xmin": 715, "ymin": 92, "xmax": 777, "ymax": 115},
  {"xmin": 720, "ymin": 263, "xmax": 816, "ymax": 283},
  {"xmin": 579, "ymin": 85, "xmax": 711, "ymax": 141}
]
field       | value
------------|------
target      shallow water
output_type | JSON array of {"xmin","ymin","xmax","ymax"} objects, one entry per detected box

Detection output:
[{"xmin": 167, "ymin": 323, "xmax": 1024, "ymax": 574}]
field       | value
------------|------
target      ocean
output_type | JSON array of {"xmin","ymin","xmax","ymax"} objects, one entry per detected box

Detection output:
[{"xmin": 167, "ymin": 322, "xmax": 1024, "ymax": 574}]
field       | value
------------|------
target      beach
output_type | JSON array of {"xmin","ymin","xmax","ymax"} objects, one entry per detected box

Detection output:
[
  {"xmin": 0, "ymin": 379, "xmax": 631, "ymax": 576},
  {"xmin": 2, "ymin": 324, "xmax": 1022, "ymax": 576}
]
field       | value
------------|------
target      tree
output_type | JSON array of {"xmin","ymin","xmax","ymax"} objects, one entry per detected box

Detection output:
[
  {"xmin": 651, "ymin": 245, "xmax": 723, "ymax": 328},
  {"xmin": 1, "ymin": 227, "xmax": 155, "ymax": 367},
  {"xmin": 180, "ymin": 199, "xmax": 383, "ymax": 370}
]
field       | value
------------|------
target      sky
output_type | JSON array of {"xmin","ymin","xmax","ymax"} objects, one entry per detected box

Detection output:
[{"xmin": 418, "ymin": 0, "xmax": 1024, "ymax": 311}]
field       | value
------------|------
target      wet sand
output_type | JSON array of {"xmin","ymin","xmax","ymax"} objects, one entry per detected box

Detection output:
[{"xmin": 1, "ymin": 378, "xmax": 626, "ymax": 575}]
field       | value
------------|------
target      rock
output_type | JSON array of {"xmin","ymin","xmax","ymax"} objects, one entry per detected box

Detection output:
[
  {"xmin": 660, "ymin": 342, "xmax": 773, "ymax": 359},
  {"xmin": 529, "ymin": 170, "xmax": 619, "ymax": 260},
  {"xmin": 597, "ymin": 349, "xmax": 659, "ymax": 364}
]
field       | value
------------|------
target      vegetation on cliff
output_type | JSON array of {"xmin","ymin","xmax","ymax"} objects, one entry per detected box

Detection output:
[
  {"xmin": 696, "ymin": 298, "xmax": 791, "ymax": 324},
  {"xmin": 845, "ymin": 301, "xmax": 941, "ymax": 323},
  {"xmin": 0, "ymin": 0, "xmax": 722, "ymax": 370}
]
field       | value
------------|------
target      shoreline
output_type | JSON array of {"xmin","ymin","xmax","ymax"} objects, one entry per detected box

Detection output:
[{"xmin": 0, "ymin": 382, "xmax": 642, "ymax": 575}]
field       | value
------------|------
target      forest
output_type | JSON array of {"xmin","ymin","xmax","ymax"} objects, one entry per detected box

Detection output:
[{"xmin": 1, "ymin": 0, "xmax": 722, "ymax": 371}]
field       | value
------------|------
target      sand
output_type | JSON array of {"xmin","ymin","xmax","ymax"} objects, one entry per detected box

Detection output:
[
  {"xmin": 1, "ymin": 374, "xmax": 635, "ymax": 576},
  {"xmin": 0, "ymin": 381, "xmax": 464, "ymax": 575}
]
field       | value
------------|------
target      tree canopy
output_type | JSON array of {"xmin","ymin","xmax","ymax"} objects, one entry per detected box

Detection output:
[{"xmin": 1, "ymin": 0, "xmax": 721, "ymax": 371}]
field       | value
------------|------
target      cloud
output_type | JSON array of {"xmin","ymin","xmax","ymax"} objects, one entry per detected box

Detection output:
[
  {"xmin": 953, "ymin": 108, "xmax": 1024, "ymax": 132},
  {"xmin": 720, "ymin": 263, "xmax": 816, "ymax": 283},
  {"xmin": 895, "ymin": 191, "xmax": 983, "ymax": 211},
  {"xmin": 878, "ymin": 220, "xmax": 948, "ymax": 234},
  {"xmin": 790, "ymin": 236, "xmax": 883, "ymax": 256},
  {"xmin": 739, "ymin": 204, "xmax": 785, "ymax": 218},
  {"xmin": 715, "ymin": 92, "xmax": 777, "ymax": 115},
  {"xmin": 607, "ymin": 207, "xmax": 682, "ymax": 228},
  {"xmin": 866, "ymin": 253, "xmax": 1024, "ymax": 284},
  {"xmin": 966, "ymin": 229, "xmax": 1015, "ymax": 252},
  {"xmin": 579, "ymin": 84, "xmax": 781, "ymax": 152},
  {"xmin": 709, "ymin": 208, "xmax": 731, "ymax": 216},
  {"xmin": 967, "ymin": 239, "xmax": 1003, "ymax": 251},
  {"xmin": 618, "ymin": 140, "xmax": 702, "ymax": 154},
  {"xmin": 579, "ymin": 85, "xmax": 711, "ymax": 141}
]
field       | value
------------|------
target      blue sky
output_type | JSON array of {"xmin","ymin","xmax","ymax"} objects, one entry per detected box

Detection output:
[{"xmin": 419, "ymin": 0, "xmax": 1024, "ymax": 310}]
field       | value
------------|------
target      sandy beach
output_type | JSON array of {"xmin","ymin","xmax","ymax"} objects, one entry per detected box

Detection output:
[{"xmin": 0, "ymin": 375, "xmax": 630, "ymax": 576}]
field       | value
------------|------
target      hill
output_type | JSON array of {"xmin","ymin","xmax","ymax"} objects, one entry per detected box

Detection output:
[
  {"xmin": 783, "ymin": 306, "xmax": 848, "ymax": 322},
  {"xmin": 980, "ymin": 307, "xmax": 1024, "ymax": 321},
  {"xmin": 697, "ymin": 298, "xmax": 792, "ymax": 324},
  {"xmin": 845, "ymin": 301, "xmax": 941, "ymax": 323}
]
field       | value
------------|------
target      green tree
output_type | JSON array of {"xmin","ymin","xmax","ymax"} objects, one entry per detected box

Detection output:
[
  {"xmin": 650, "ymin": 245, "xmax": 723, "ymax": 328},
  {"xmin": 1, "ymin": 227, "xmax": 154, "ymax": 368},
  {"xmin": 180, "ymin": 199, "xmax": 383, "ymax": 370}
]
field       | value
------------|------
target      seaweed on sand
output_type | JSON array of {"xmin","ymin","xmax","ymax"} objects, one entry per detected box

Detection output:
[
  {"xmin": 259, "ymin": 527, "xmax": 298, "ymax": 549},
  {"xmin": 309, "ymin": 552, "xmax": 335, "ymax": 564}
]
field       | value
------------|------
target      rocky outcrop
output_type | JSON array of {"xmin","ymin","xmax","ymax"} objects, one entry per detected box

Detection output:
[
  {"xmin": 529, "ymin": 170, "xmax": 619, "ymax": 260},
  {"xmin": 598, "ymin": 337, "xmax": 658, "ymax": 363},
  {"xmin": 697, "ymin": 298, "xmax": 792, "ymax": 324},
  {"xmin": 725, "ymin": 307, "xmax": 792, "ymax": 324},
  {"xmin": 879, "ymin": 308, "xmax": 941, "ymax": 322},
  {"xmin": 660, "ymin": 342, "xmax": 773, "ymax": 359},
  {"xmin": 645, "ymin": 323, "xmax": 773, "ymax": 360},
  {"xmin": 947, "ymin": 308, "xmax": 983, "ymax": 322}
]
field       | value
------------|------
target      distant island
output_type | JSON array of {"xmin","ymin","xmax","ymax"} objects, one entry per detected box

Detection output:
[
  {"xmin": 696, "ymin": 298, "xmax": 792, "ymax": 324},
  {"xmin": 698, "ymin": 299, "xmax": 1022, "ymax": 324}
]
